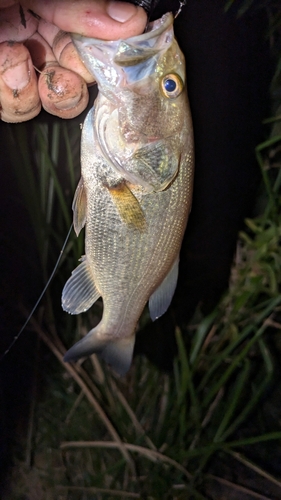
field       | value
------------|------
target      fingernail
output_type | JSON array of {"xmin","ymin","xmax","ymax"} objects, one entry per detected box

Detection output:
[
  {"xmin": 2, "ymin": 60, "xmax": 30, "ymax": 90},
  {"xmin": 54, "ymin": 94, "xmax": 82, "ymax": 110},
  {"xmin": 107, "ymin": 1, "xmax": 137, "ymax": 22}
]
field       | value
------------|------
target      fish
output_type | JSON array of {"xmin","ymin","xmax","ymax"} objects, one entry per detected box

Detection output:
[{"xmin": 62, "ymin": 12, "xmax": 194, "ymax": 375}]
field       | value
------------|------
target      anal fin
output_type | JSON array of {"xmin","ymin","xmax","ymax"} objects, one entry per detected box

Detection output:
[
  {"xmin": 62, "ymin": 256, "xmax": 100, "ymax": 314},
  {"xmin": 149, "ymin": 255, "xmax": 179, "ymax": 321}
]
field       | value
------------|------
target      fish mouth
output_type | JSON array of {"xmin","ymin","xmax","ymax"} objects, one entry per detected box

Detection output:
[
  {"xmin": 72, "ymin": 12, "xmax": 173, "ymax": 50},
  {"xmin": 112, "ymin": 13, "xmax": 173, "ymax": 67},
  {"xmin": 71, "ymin": 13, "xmax": 174, "ymax": 86}
]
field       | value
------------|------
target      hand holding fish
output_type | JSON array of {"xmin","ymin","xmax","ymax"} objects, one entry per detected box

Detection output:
[{"xmin": 0, "ymin": 0, "xmax": 147, "ymax": 122}]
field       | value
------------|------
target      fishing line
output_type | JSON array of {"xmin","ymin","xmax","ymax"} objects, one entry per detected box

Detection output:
[{"xmin": 0, "ymin": 224, "xmax": 73, "ymax": 361}]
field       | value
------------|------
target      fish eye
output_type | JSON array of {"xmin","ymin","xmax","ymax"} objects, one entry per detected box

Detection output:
[{"xmin": 161, "ymin": 73, "xmax": 184, "ymax": 98}]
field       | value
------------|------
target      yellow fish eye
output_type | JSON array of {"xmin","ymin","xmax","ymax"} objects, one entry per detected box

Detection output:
[{"xmin": 161, "ymin": 73, "xmax": 184, "ymax": 98}]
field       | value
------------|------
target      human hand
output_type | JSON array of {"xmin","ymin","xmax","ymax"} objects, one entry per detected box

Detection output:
[{"xmin": 0, "ymin": 1, "xmax": 147, "ymax": 122}]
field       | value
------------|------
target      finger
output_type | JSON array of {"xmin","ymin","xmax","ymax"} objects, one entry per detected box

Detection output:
[
  {"xmin": 0, "ymin": 4, "xmax": 38, "ymax": 43},
  {"xmin": 38, "ymin": 64, "xmax": 89, "ymax": 119},
  {"xmin": 26, "ymin": 30, "xmax": 90, "ymax": 118},
  {"xmin": 38, "ymin": 19, "xmax": 94, "ymax": 83},
  {"xmin": 0, "ymin": 1, "xmax": 19, "ymax": 7},
  {"xmin": 21, "ymin": 0, "xmax": 147, "ymax": 40},
  {"xmin": 24, "ymin": 30, "xmax": 56, "ymax": 68},
  {"xmin": 53, "ymin": 31, "xmax": 94, "ymax": 84},
  {"xmin": 0, "ymin": 41, "xmax": 41, "ymax": 122}
]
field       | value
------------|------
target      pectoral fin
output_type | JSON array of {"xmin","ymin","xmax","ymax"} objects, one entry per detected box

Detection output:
[
  {"xmin": 62, "ymin": 256, "xmax": 100, "ymax": 314},
  {"xmin": 108, "ymin": 182, "xmax": 146, "ymax": 231},
  {"xmin": 72, "ymin": 177, "xmax": 87, "ymax": 236},
  {"xmin": 149, "ymin": 255, "xmax": 179, "ymax": 321}
]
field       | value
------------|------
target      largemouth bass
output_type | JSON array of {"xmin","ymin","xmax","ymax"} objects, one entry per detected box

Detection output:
[{"xmin": 62, "ymin": 13, "xmax": 194, "ymax": 375}]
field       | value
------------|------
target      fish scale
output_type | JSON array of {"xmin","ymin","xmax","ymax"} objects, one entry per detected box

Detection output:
[{"xmin": 62, "ymin": 13, "xmax": 194, "ymax": 374}]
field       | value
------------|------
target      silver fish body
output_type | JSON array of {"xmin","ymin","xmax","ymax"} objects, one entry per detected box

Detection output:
[{"xmin": 62, "ymin": 13, "xmax": 194, "ymax": 374}]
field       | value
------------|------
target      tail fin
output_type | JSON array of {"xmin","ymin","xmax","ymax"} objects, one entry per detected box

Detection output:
[{"xmin": 64, "ymin": 327, "xmax": 135, "ymax": 376}]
